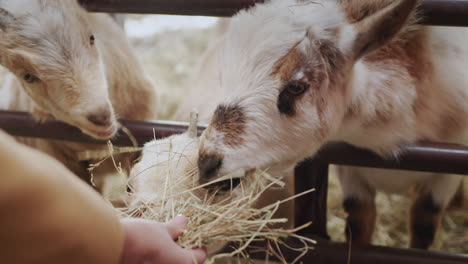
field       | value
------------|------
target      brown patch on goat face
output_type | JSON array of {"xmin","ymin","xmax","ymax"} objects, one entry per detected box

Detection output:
[
  {"xmin": 273, "ymin": 39, "xmax": 347, "ymax": 140},
  {"xmin": 343, "ymin": 196, "xmax": 377, "ymax": 244},
  {"xmin": 314, "ymin": 41, "xmax": 347, "ymax": 137},
  {"xmin": 409, "ymin": 193, "xmax": 443, "ymax": 249},
  {"xmin": 273, "ymin": 45, "xmax": 311, "ymax": 117},
  {"xmin": 317, "ymin": 40, "xmax": 348, "ymax": 87},
  {"xmin": 272, "ymin": 46, "xmax": 304, "ymax": 82},
  {"xmin": 6, "ymin": 54, "xmax": 36, "ymax": 77},
  {"xmin": 211, "ymin": 105, "xmax": 246, "ymax": 147}
]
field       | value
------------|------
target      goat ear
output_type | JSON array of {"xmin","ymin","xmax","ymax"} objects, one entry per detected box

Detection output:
[
  {"xmin": 0, "ymin": 8, "xmax": 14, "ymax": 32},
  {"xmin": 345, "ymin": 0, "xmax": 418, "ymax": 59}
]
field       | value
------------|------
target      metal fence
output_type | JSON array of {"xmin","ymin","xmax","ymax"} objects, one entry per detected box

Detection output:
[
  {"xmin": 2, "ymin": 1, "xmax": 468, "ymax": 263},
  {"xmin": 78, "ymin": 0, "xmax": 468, "ymax": 27}
]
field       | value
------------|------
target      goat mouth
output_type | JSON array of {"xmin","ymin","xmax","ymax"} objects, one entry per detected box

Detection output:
[
  {"xmin": 38, "ymin": 109, "xmax": 118, "ymax": 140},
  {"xmin": 206, "ymin": 178, "xmax": 242, "ymax": 192},
  {"xmin": 203, "ymin": 169, "xmax": 246, "ymax": 192},
  {"xmin": 81, "ymin": 124, "xmax": 118, "ymax": 140}
]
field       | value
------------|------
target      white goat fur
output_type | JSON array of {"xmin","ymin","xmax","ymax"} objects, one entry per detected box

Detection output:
[
  {"xmin": 0, "ymin": 0, "xmax": 157, "ymax": 180},
  {"xmin": 129, "ymin": 131, "xmax": 199, "ymax": 204},
  {"xmin": 194, "ymin": 0, "xmax": 466, "ymax": 248}
]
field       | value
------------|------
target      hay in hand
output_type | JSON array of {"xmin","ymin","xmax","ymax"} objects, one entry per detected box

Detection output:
[
  {"xmin": 122, "ymin": 170, "xmax": 315, "ymax": 263},
  {"xmin": 98, "ymin": 113, "xmax": 316, "ymax": 263}
]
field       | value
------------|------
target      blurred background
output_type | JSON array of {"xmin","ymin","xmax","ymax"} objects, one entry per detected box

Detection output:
[{"xmin": 122, "ymin": 15, "xmax": 218, "ymax": 119}]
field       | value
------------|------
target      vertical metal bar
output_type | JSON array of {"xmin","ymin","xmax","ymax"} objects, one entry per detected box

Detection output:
[{"xmin": 294, "ymin": 158, "xmax": 330, "ymax": 239}]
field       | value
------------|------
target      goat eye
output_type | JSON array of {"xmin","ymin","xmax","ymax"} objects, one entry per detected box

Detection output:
[
  {"xmin": 90, "ymin": 35, "xmax": 95, "ymax": 45},
  {"xmin": 286, "ymin": 82, "xmax": 307, "ymax": 95},
  {"xmin": 277, "ymin": 81, "xmax": 309, "ymax": 115},
  {"xmin": 23, "ymin": 74, "xmax": 37, "ymax": 83}
]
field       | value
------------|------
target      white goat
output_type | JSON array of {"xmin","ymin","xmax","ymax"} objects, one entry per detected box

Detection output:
[
  {"xmin": 195, "ymin": 0, "xmax": 467, "ymax": 249},
  {"xmin": 0, "ymin": 0, "xmax": 157, "ymax": 183},
  {"xmin": 129, "ymin": 114, "xmax": 290, "ymax": 264}
]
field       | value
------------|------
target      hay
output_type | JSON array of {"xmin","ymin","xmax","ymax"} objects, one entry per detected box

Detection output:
[{"xmin": 119, "ymin": 169, "xmax": 316, "ymax": 263}]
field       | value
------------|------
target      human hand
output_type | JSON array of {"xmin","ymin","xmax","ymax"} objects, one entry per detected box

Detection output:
[{"xmin": 119, "ymin": 216, "xmax": 206, "ymax": 264}]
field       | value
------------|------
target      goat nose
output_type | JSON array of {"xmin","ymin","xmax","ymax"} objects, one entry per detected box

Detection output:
[
  {"xmin": 198, "ymin": 154, "xmax": 223, "ymax": 184},
  {"xmin": 87, "ymin": 109, "xmax": 112, "ymax": 127}
]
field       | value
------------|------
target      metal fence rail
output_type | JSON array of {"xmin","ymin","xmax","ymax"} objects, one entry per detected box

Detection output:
[
  {"xmin": 3, "ymin": 111, "xmax": 468, "ymax": 176},
  {"xmin": 0, "ymin": 111, "xmax": 205, "ymax": 146},
  {"xmin": 78, "ymin": 0, "xmax": 468, "ymax": 27}
]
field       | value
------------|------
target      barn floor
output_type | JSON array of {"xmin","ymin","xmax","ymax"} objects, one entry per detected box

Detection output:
[{"xmin": 127, "ymin": 21, "xmax": 468, "ymax": 255}]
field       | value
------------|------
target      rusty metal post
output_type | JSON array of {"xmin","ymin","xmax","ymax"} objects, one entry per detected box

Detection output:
[{"xmin": 294, "ymin": 159, "xmax": 330, "ymax": 239}]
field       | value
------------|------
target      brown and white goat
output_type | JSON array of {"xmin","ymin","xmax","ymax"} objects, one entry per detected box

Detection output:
[
  {"xmin": 171, "ymin": 18, "xmax": 297, "ymax": 228},
  {"xmin": 0, "ymin": 0, "xmax": 157, "ymax": 183},
  {"xmin": 195, "ymin": 0, "xmax": 467, "ymax": 249}
]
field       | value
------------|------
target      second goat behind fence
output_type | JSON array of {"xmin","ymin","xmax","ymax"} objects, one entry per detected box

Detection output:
[{"xmin": 0, "ymin": 0, "xmax": 158, "ymax": 188}]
